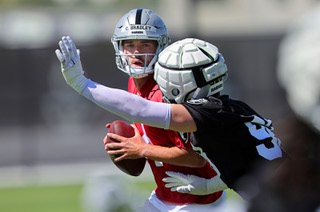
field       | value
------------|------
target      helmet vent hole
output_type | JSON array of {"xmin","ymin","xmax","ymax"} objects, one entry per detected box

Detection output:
[{"xmin": 172, "ymin": 88, "xmax": 180, "ymax": 96}]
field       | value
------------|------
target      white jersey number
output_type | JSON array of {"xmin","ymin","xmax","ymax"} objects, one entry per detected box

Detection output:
[{"xmin": 245, "ymin": 116, "xmax": 283, "ymax": 160}]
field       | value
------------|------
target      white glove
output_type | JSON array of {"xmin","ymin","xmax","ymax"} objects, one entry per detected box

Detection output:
[
  {"xmin": 55, "ymin": 36, "xmax": 88, "ymax": 93},
  {"xmin": 163, "ymin": 171, "xmax": 228, "ymax": 195}
]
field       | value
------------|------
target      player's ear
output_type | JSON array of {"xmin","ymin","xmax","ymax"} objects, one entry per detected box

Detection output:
[{"xmin": 105, "ymin": 123, "xmax": 111, "ymax": 128}]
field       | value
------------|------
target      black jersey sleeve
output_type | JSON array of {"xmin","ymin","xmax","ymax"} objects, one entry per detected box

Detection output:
[
  {"xmin": 182, "ymin": 96, "xmax": 253, "ymax": 133},
  {"xmin": 181, "ymin": 95, "xmax": 284, "ymax": 191},
  {"xmin": 181, "ymin": 97, "xmax": 224, "ymax": 132}
]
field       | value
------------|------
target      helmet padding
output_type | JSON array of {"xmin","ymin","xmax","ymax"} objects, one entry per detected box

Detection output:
[{"xmin": 154, "ymin": 38, "xmax": 227, "ymax": 103}]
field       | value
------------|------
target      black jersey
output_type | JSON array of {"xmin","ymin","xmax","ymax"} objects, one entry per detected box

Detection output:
[{"xmin": 182, "ymin": 95, "xmax": 284, "ymax": 191}]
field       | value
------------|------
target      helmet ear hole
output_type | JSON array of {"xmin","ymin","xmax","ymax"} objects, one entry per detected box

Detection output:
[{"xmin": 171, "ymin": 88, "xmax": 180, "ymax": 96}]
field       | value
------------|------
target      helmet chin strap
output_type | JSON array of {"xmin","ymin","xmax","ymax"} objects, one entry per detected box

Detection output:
[
  {"xmin": 132, "ymin": 73, "xmax": 149, "ymax": 79},
  {"xmin": 191, "ymin": 86, "xmax": 210, "ymax": 100},
  {"xmin": 191, "ymin": 88, "xmax": 202, "ymax": 100},
  {"xmin": 128, "ymin": 66, "xmax": 153, "ymax": 78},
  {"xmin": 191, "ymin": 75, "xmax": 226, "ymax": 100}
]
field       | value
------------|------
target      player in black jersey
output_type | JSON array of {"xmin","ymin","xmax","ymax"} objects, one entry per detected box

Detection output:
[
  {"xmin": 150, "ymin": 38, "xmax": 285, "ymax": 198},
  {"xmin": 56, "ymin": 37, "xmax": 286, "ymax": 199}
]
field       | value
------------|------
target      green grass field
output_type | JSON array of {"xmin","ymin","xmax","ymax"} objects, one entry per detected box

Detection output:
[
  {"xmin": 0, "ymin": 180, "xmax": 156, "ymax": 212},
  {"xmin": 0, "ymin": 184, "xmax": 83, "ymax": 212},
  {"xmin": 0, "ymin": 181, "xmax": 242, "ymax": 212}
]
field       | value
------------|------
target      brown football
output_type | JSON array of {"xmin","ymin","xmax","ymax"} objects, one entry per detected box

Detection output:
[{"xmin": 107, "ymin": 120, "xmax": 146, "ymax": 177}]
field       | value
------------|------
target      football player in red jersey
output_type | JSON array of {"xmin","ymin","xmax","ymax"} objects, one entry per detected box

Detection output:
[{"xmin": 56, "ymin": 9, "xmax": 226, "ymax": 211}]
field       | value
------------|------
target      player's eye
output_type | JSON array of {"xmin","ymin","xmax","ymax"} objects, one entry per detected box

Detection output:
[
  {"xmin": 142, "ymin": 43, "xmax": 150, "ymax": 47},
  {"xmin": 124, "ymin": 43, "xmax": 134, "ymax": 48}
]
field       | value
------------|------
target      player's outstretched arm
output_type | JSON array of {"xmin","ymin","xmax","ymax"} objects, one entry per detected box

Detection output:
[
  {"xmin": 55, "ymin": 36, "xmax": 196, "ymax": 132},
  {"xmin": 55, "ymin": 36, "xmax": 171, "ymax": 129}
]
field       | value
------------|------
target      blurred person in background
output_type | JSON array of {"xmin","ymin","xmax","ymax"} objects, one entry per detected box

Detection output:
[
  {"xmin": 57, "ymin": 8, "xmax": 226, "ymax": 211},
  {"xmin": 247, "ymin": 5, "xmax": 320, "ymax": 212}
]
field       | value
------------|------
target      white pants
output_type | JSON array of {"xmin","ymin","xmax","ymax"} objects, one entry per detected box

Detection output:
[{"xmin": 140, "ymin": 190, "xmax": 227, "ymax": 212}]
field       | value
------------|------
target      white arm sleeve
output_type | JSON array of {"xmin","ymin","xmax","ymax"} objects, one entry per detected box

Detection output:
[{"xmin": 80, "ymin": 79, "xmax": 171, "ymax": 129}]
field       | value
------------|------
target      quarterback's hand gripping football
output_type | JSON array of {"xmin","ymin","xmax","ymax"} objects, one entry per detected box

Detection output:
[
  {"xmin": 55, "ymin": 36, "xmax": 88, "ymax": 93},
  {"xmin": 163, "ymin": 171, "xmax": 228, "ymax": 195}
]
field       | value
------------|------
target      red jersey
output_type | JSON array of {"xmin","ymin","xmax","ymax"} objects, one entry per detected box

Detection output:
[{"xmin": 128, "ymin": 76, "xmax": 223, "ymax": 205}]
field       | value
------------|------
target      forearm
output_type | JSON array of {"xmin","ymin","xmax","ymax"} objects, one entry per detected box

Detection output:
[
  {"xmin": 81, "ymin": 79, "xmax": 171, "ymax": 129},
  {"xmin": 142, "ymin": 145, "xmax": 206, "ymax": 168}
]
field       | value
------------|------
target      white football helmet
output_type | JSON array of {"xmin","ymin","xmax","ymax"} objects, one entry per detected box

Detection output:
[
  {"xmin": 154, "ymin": 38, "xmax": 228, "ymax": 103},
  {"xmin": 111, "ymin": 8, "xmax": 170, "ymax": 78}
]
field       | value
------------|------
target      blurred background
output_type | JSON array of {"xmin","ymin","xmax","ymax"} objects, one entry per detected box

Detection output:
[{"xmin": 0, "ymin": 0, "xmax": 319, "ymax": 211}]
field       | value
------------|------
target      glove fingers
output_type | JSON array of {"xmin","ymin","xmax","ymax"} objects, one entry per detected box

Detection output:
[
  {"xmin": 176, "ymin": 186, "xmax": 191, "ymax": 194},
  {"xmin": 58, "ymin": 40, "xmax": 67, "ymax": 59},
  {"xmin": 66, "ymin": 36, "xmax": 78, "ymax": 61},
  {"xmin": 162, "ymin": 177, "xmax": 179, "ymax": 183},
  {"xmin": 165, "ymin": 171, "xmax": 190, "ymax": 184},
  {"xmin": 55, "ymin": 49, "xmax": 65, "ymax": 63},
  {"xmin": 61, "ymin": 37, "xmax": 70, "ymax": 54},
  {"xmin": 59, "ymin": 38, "xmax": 71, "ymax": 64},
  {"xmin": 170, "ymin": 187, "xmax": 178, "ymax": 192},
  {"xmin": 166, "ymin": 171, "xmax": 186, "ymax": 180},
  {"xmin": 165, "ymin": 182, "xmax": 183, "ymax": 188},
  {"xmin": 163, "ymin": 177, "xmax": 189, "ymax": 185}
]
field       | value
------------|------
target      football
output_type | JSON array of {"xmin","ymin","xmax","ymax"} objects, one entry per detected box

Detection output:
[{"xmin": 107, "ymin": 120, "xmax": 146, "ymax": 177}]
